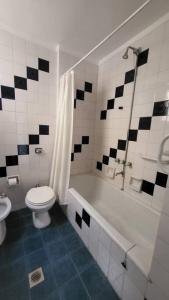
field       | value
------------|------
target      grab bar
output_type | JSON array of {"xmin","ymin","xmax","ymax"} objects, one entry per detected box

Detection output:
[{"xmin": 158, "ymin": 135, "xmax": 169, "ymax": 165}]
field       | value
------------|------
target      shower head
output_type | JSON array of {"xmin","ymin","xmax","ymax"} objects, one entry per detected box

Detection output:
[{"xmin": 122, "ymin": 46, "xmax": 141, "ymax": 59}]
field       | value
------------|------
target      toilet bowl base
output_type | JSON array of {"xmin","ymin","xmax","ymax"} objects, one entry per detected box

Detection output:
[
  {"xmin": 32, "ymin": 211, "xmax": 51, "ymax": 229},
  {"xmin": 0, "ymin": 220, "xmax": 6, "ymax": 245}
]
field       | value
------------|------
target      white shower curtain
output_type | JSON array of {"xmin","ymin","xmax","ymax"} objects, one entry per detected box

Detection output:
[{"xmin": 49, "ymin": 71, "xmax": 74, "ymax": 205}]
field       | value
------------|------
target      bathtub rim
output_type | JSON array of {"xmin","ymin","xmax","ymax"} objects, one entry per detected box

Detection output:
[{"xmin": 75, "ymin": 172, "xmax": 161, "ymax": 218}]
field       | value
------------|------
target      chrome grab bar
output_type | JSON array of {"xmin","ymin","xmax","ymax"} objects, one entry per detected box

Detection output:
[{"xmin": 158, "ymin": 135, "xmax": 169, "ymax": 165}]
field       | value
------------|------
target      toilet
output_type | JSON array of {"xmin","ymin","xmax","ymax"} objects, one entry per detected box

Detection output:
[
  {"xmin": 0, "ymin": 196, "xmax": 11, "ymax": 245},
  {"xmin": 25, "ymin": 186, "xmax": 56, "ymax": 229}
]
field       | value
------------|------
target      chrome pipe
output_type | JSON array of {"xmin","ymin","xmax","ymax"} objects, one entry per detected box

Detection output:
[{"xmin": 121, "ymin": 53, "xmax": 139, "ymax": 191}]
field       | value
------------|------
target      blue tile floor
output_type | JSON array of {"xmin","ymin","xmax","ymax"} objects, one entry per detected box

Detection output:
[{"xmin": 0, "ymin": 204, "xmax": 120, "ymax": 300}]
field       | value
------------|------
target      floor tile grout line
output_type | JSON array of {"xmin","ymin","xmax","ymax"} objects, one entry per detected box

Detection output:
[
  {"xmin": 1, "ymin": 208, "xmax": 116, "ymax": 300},
  {"xmin": 69, "ymin": 253, "xmax": 92, "ymax": 300},
  {"xmin": 40, "ymin": 231, "xmax": 70, "ymax": 295},
  {"xmin": 26, "ymin": 229, "xmax": 60, "ymax": 299},
  {"xmin": 1, "ymin": 227, "xmax": 77, "ymax": 296},
  {"xmin": 40, "ymin": 224, "xmax": 92, "ymax": 297},
  {"xmin": 42, "ymin": 245, "xmax": 80, "ymax": 299},
  {"xmin": 0, "ymin": 260, "xmax": 29, "ymax": 295},
  {"xmin": 68, "ymin": 238, "xmax": 115, "ymax": 300}
]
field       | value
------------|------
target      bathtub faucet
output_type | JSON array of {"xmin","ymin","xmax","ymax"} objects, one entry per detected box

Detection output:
[{"xmin": 115, "ymin": 171, "xmax": 124, "ymax": 177}]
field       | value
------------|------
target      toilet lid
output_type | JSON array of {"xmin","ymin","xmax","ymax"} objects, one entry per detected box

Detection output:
[{"xmin": 26, "ymin": 186, "xmax": 55, "ymax": 206}]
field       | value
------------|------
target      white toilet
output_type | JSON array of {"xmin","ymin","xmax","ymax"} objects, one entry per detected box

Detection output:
[
  {"xmin": 25, "ymin": 186, "xmax": 56, "ymax": 229},
  {"xmin": 0, "ymin": 196, "xmax": 12, "ymax": 245}
]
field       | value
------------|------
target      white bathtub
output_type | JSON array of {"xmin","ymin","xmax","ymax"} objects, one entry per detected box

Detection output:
[{"xmin": 67, "ymin": 173, "xmax": 160, "ymax": 299}]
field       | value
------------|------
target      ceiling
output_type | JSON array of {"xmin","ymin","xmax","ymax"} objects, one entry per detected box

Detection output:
[{"xmin": 0, "ymin": 0, "xmax": 169, "ymax": 63}]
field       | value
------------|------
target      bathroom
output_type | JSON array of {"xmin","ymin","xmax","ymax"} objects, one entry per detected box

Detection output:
[{"xmin": 0, "ymin": 0, "xmax": 169, "ymax": 299}]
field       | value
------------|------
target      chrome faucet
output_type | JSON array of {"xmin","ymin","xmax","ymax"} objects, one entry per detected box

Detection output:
[{"xmin": 115, "ymin": 171, "xmax": 124, "ymax": 177}]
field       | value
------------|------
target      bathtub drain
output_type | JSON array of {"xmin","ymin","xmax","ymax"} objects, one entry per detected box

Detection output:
[{"xmin": 28, "ymin": 267, "xmax": 44, "ymax": 288}]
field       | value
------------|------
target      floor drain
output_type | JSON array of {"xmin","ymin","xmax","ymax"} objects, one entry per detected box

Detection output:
[{"xmin": 28, "ymin": 267, "xmax": 44, "ymax": 288}]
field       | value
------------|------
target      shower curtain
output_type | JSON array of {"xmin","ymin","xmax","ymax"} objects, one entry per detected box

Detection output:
[{"xmin": 49, "ymin": 71, "xmax": 74, "ymax": 205}]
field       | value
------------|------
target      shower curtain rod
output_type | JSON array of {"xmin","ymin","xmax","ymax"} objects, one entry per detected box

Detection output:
[{"xmin": 65, "ymin": 0, "xmax": 151, "ymax": 74}]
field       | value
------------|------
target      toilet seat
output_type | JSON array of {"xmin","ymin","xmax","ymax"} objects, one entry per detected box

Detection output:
[
  {"xmin": 25, "ymin": 186, "xmax": 56, "ymax": 229},
  {"xmin": 26, "ymin": 186, "xmax": 55, "ymax": 206}
]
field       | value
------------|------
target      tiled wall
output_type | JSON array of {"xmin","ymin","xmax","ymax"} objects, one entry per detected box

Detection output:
[
  {"xmin": 0, "ymin": 29, "xmax": 57, "ymax": 210},
  {"xmin": 93, "ymin": 18, "xmax": 169, "ymax": 213},
  {"xmin": 70, "ymin": 61, "xmax": 98, "ymax": 175},
  {"xmin": 59, "ymin": 50, "xmax": 98, "ymax": 175},
  {"xmin": 147, "ymin": 186, "xmax": 169, "ymax": 300},
  {"xmin": 67, "ymin": 17, "xmax": 169, "ymax": 300}
]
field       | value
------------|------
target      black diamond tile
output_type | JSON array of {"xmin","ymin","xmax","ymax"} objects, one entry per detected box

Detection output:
[
  {"xmin": 39, "ymin": 125, "xmax": 49, "ymax": 135},
  {"xmin": 38, "ymin": 58, "xmax": 49, "ymax": 72},
  {"xmin": 71, "ymin": 153, "xmax": 74, "ymax": 162},
  {"xmin": 109, "ymin": 148, "xmax": 117, "ymax": 158},
  {"xmin": 82, "ymin": 209, "xmax": 90, "ymax": 227},
  {"xmin": 76, "ymin": 89, "xmax": 84, "ymax": 100},
  {"xmin": 0, "ymin": 167, "xmax": 7, "ymax": 178},
  {"xmin": 6, "ymin": 155, "xmax": 18, "ymax": 166},
  {"xmin": 0, "ymin": 99, "xmax": 2, "ymax": 110},
  {"xmin": 102, "ymin": 155, "xmax": 109, "ymax": 165},
  {"xmin": 118, "ymin": 106, "xmax": 123, "ymax": 110},
  {"xmin": 139, "ymin": 117, "xmax": 152, "ymax": 130},
  {"xmin": 82, "ymin": 136, "xmax": 89, "ymax": 144},
  {"xmin": 27, "ymin": 67, "xmax": 39, "ymax": 81},
  {"xmin": 85, "ymin": 82, "xmax": 92, "ymax": 93},
  {"xmin": 1, "ymin": 86, "xmax": 15, "ymax": 100},
  {"xmin": 14, "ymin": 76, "xmax": 27, "ymax": 90},
  {"xmin": 75, "ymin": 212, "xmax": 82, "ymax": 228},
  {"xmin": 115, "ymin": 85, "xmax": 124, "ymax": 98},
  {"xmin": 121, "ymin": 262, "xmax": 127, "ymax": 269},
  {"xmin": 118, "ymin": 139, "xmax": 126, "ymax": 151},
  {"xmin": 17, "ymin": 145, "xmax": 29, "ymax": 155},
  {"xmin": 100, "ymin": 110, "xmax": 107, "ymax": 120},
  {"xmin": 155, "ymin": 172, "xmax": 168, "ymax": 188},
  {"xmin": 96, "ymin": 161, "xmax": 102, "ymax": 171},
  {"xmin": 74, "ymin": 99, "xmax": 76, "ymax": 109},
  {"xmin": 74, "ymin": 144, "xmax": 82, "ymax": 153},
  {"xmin": 137, "ymin": 49, "xmax": 149, "ymax": 67},
  {"xmin": 125, "ymin": 69, "xmax": 135, "ymax": 84},
  {"xmin": 142, "ymin": 180, "xmax": 154, "ymax": 196},
  {"xmin": 107, "ymin": 99, "xmax": 114, "ymax": 110},
  {"xmin": 128, "ymin": 129, "xmax": 138, "ymax": 141},
  {"xmin": 153, "ymin": 101, "xmax": 169, "ymax": 117},
  {"xmin": 29, "ymin": 135, "xmax": 39, "ymax": 145}
]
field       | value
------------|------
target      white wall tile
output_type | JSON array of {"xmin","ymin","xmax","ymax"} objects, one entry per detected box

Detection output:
[
  {"xmin": 108, "ymin": 255, "xmax": 124, "ymax": 283},
  {"xmin": 0, "ymin": 28, "xmax": 57, "ymax": 210},
  {"xmin": 2, "ymin": 100, "xmax": 15, "ymax": 112},
  {"xmin": 150, "ymin": 259, "xmax": 169, "ymax": 298},
  {"xmin": 146, "ymin": 282, "xmax": 169, "ymax": 300},
  {"xmin": 0, "ymin": 44, "xmax": 13, "ymax": 61},
  {"xmin": 97, "ymin": 242, "xmax": 110, "ymax": 276},
  {"xmin": 127, "ymin": 254, "xmax": 147, "ymax": 294},
  {"xmin": 122, "ymin": 274, "xmax": 144, "ymax": 300}
]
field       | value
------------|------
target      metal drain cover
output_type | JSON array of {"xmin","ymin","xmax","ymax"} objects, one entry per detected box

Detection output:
[{"xmin": 28, "ymin": 267, "xmax": 44, "ymax": 288}]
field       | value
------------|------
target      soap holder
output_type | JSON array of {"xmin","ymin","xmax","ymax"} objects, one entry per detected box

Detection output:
[
  {"xmin": 7, "ymin": 175, "xmax": 20, "ymax": 186},
  {"xmin": 129, "ymin": 176, "xmax": 142, "ymax": 192},
  {"xmin": 106, "ymin": 167, "xmax": 115, "ymax": 179}
]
